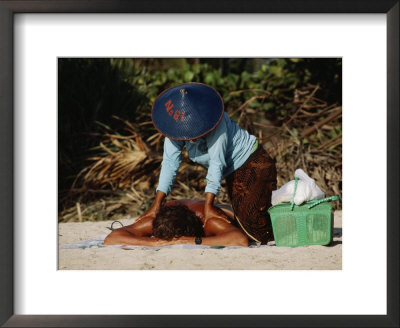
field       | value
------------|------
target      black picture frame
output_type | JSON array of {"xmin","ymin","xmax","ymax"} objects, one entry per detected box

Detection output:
[{"xmin": 0, "ymin": 1, "xmax": 398, "ymax": 327}]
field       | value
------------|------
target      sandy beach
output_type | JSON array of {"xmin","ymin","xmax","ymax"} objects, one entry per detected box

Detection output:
[{"xmin": 58, "ymin": 211, "xmax": 342, "ymax": 270}]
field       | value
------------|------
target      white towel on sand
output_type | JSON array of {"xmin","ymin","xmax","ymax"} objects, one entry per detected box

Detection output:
[{"xmin": 60, "ymin": 235, "xmax": 272, "ymax": 250}]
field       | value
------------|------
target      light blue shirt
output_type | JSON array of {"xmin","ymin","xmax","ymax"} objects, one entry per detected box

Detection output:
[{"xmin": 156, "ymin": 112, "xmax": 256, "ymax": 195}]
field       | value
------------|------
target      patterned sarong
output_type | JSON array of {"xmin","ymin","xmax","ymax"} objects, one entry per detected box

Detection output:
[{"xmin": 226, "ymin": 146, "xmax": 277, "ymax": 244}]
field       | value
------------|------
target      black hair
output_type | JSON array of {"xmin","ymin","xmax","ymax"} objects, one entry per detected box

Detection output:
[{"xmin": 152, "ymin": 205, "xmax": 205, "ymax": 240}]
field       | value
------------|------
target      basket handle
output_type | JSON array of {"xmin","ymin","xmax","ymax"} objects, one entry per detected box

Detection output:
[
  {"xmin": 290, "ymin": 177, "xmax": 299, "ymax": 211},
  {"xmin": 290, "ymin": 176, "xmax": 341, "ymax": 210},
  {"xmin": 307, "ymin": 195, "xmax": 342, "ymax": 209}
]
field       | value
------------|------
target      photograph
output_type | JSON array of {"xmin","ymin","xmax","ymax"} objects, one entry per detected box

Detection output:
[
  {"xmin": 1, "ymin": 0, "xmax": 398, "ymax": 325},
  {"xmin": 58, "ymin": 58, "xmax": 343, "ymax": 270}
]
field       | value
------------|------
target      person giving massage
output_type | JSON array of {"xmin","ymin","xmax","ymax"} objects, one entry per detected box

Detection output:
[
  {"xmin": 141, "ymin": 83, "xmax": 277, "ymax": 245},
  {"xmin": 104, "ymin": 199, "xmax": 249, "ymax": 247}
]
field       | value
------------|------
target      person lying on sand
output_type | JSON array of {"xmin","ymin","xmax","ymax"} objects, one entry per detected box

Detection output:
[{"xmin": 104, "ymin": 199, "xmax": 249, "ymax": 247}]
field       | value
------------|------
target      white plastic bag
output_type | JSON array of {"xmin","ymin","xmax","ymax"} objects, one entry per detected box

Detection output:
[{"xmin": 271, "ymin": 169, "xmax": 325, "ymax": 206}]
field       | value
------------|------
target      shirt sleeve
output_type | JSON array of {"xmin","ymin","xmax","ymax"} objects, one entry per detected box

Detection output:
[
  {"xmin": 204, "ymin": 119, "xmax": 228, "ymax": 195},
  {"xmin": 156, "ymin": 138, "xmax": 184, "ymax": 195}
]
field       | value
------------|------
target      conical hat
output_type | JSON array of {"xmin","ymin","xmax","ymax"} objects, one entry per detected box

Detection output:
[{"xmin": 152, "ymin": 83, "xmax": 224, "ymax": 140}]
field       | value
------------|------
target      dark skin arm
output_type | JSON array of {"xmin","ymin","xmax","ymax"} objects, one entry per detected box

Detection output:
[
  {"xmin": 104, "ymin": 216, "xmax": 172, "ymax": 247},
  {"xmin": 104, "ymin": 202, "xmax": 248, "ymax": 247},
  {"xmin": 203, "ymin": 217, "xmax": 248, "ymax": 246},
  {"xmin": 104, "ymin": 217, "xmax": 248, "ymax": 247}
]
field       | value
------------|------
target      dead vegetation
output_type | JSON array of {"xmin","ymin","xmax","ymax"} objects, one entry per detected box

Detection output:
[{"xmin": 59, "ymin": 85, "xmax": 342, "ymax": 223}]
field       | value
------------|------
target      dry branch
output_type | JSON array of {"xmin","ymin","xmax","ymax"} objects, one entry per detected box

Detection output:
[{"xmin": 301, "ymin": 108, "xmax": 342, "ymax": 138}]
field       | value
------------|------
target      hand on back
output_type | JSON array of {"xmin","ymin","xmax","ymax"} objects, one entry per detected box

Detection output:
[
  {"xmin": 136, "ymin": 190, "xmax": 166, "ymax": 223},
  {"xmin": 137, "ymin": 205, "xmax": 159, "ymax": 222}
]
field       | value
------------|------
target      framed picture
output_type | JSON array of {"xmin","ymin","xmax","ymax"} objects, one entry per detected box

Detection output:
[
  {"xmin": 57, "ymin": 57, "xmax": 344, "ymax": 269},
  {"xmin": 0, "ymin": 1, "xmax": 398, "ymax": 327}
]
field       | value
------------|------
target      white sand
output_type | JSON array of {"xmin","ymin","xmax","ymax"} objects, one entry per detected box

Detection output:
[{"xmin": 58, "ymin": 211, "xmax": 342, "ymax": 270}]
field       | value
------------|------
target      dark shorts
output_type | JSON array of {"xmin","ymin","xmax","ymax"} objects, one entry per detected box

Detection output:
[{"xmin": 226, "ymin": 146, "xmax": 277, "ymax": 244}]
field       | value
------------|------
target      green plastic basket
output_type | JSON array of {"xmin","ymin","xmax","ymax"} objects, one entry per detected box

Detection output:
[{"xmin": 268, "ymin": 177, "xmax": 341, "ymax": 247}]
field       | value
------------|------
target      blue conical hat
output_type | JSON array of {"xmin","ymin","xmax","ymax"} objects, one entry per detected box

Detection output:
[{"xmin": 152, "ymin": 83, "xmax": 224, "ymax": 140}]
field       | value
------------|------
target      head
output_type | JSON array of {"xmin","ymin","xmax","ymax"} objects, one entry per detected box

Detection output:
[{"xmin": 152, "ymin": 205, "xmax": 205, "ymax": 240}]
